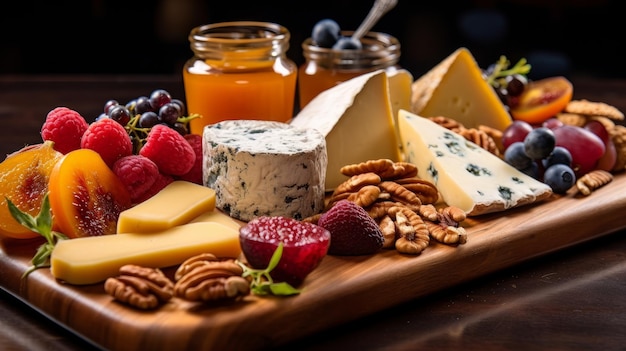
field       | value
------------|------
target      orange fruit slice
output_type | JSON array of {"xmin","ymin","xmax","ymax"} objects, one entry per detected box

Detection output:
[
  {"xmin": 48, "ymin": 148, "xmax": 131, "ymax": 238},
  {"xmin": 510, "ymin": 76, "xmax": 573, "ymax": 125},
  {"xmin": 0, "ymin": 142, "xmax": 63, "ymax": 239}
]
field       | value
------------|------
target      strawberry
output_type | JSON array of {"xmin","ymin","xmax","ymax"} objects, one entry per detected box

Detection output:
[
  {"xmin": 139, "ymin": 124, "xmax": 195, "ymax": 176},
  {"xmin": 80, "ymin": 118, "xmax": 133, "ymax": 168},
  {"xmin": 317, "ymin": 199, "xmax": 384, "ymax": 255},
  {"xmin": 41, "ymin": 107, "xmax": 89, "ymax": 154},
  {"xmin": 239, "ymin": 216, "xmax": 330, "ymax": 287}
]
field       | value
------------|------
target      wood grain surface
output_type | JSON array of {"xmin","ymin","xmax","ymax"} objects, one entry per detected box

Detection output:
[{"xmin": 1, "ymin": 174, "xmax": 626, "ymax": 351}]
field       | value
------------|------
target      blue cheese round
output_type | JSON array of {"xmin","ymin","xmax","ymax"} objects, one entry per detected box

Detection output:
[{"xmin": 202, "ymin": 120, "xmax": 327, "ymax": 222}]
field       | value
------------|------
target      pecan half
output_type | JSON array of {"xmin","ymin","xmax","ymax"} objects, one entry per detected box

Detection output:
[
  {"xmin": 340, "ymin": 159, "xmax": 417, "ymax": 180},
  {"xmin": 394, "ymin": 177, "xmax": 439, "ymax": 205},
  {"xmin": 378, "ymin": 181, "xmax": 422, "ymax": 207},
  {"xmin": 576, "ymin": 169, "xmax": 614, "ymax": 195},
  {"xmin": 426, "ymin": 221, "xmax": 467, "ymax": 245},
  {"xmin": 174, "ymin": 257, "xmax": 249, "ymax": 302},
  {"xmin": 333, "ymin": 172, "xmax": 381, "ymax": 197},
  {"xmin": 104, "ymin": 265, "xmax": 174, "ymax": 310},
  {"xmin": 390, "ymin": 206, "xmax": 430, "ymax": 255},
  {"xmin": 458, "ymin": 128, "xmax": 501, "ymax": 157}
]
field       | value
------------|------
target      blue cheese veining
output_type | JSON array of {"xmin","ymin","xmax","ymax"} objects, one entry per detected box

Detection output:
[
  {"xmin": 397, "ymin": 110, "xmax": 552, "ymax": 216},
  {"xmin": 202, "ymin": 120, "xmax": 327, "ymax": 222}
]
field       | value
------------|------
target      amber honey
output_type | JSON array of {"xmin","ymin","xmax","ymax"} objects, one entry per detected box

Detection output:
[
  {"xmin": 298, "ymin": 31, "xmax": 401, "ymax": 109},
  {"xmin": 183, "ymin": 22, "xmax": 297, "ymax": 135}
]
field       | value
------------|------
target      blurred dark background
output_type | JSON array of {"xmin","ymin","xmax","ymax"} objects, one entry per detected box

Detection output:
[{"xmin": 1, "ymin": 0, "xmax": 623, "ymax": 80}]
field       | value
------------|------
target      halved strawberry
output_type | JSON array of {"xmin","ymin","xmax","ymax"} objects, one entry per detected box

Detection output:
[
  {"xmin": 239, "ymin": 216, "xmax": 330, "ymax": 287},
  {"xmin": 318, "ymin": 200, "xmax": 384, "ymax": 255}
]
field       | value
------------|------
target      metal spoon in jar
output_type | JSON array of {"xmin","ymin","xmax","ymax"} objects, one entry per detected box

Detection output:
[{"xmin": 332, "ymin": 0, "xmax": 398, "ymax": 50}]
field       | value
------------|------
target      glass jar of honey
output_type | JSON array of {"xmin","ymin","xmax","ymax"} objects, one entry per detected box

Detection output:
[
  {"xmin": 298, "ymin": 31, "xmax": 401, "ymax": 109},
  {"xmin": 183, "ymin": 21, "xmax": 297, "ymax": 135}
]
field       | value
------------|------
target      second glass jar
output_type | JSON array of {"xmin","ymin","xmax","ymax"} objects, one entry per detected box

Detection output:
[{"xmin": 298, "ymin": 31, "xmax": 401, "ymax": 109}]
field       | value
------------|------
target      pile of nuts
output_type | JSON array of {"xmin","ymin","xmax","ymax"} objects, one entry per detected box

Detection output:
[
  {"xmin": 104, "ymin": 253, "xmax": 250, "ymax": 310},
  {"xmin": 306, "ymin": 158, "xmax": 468, "ymax": 255}
]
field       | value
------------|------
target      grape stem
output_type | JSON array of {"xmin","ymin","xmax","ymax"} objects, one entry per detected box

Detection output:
[{"xmin": 486, "ymin": 55, "xmax": 532, "ymax": 86}]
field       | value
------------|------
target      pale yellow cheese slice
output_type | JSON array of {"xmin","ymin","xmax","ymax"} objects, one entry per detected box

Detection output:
[
  {"xmin": 117, "ymin": 180, "xmax": 216, "ymax": 234},
  {"xmin": 410, "ymin": 47, "xmax": 512, "ymax": 131},
  {"xmin": 50, "ymin": 222, "xmax": 241, "ymax": 285},
  {"xmin": 291, "ymin": 70, "xmax": 401, "ymax": 190},
  {"xmin": 189, "ymin": 210, "xmax": 242, "ymax": 230}
]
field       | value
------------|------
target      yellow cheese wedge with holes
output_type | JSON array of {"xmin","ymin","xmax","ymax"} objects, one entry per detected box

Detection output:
[
  {"xmin": 117, "ymin": 180, "xmax": 216, "ymax": 234},
  {"xmin": 50, "ymin": 222, "xmax": 241, "ymax": 285},
  {"xmin": 410, "ymin": 47, "xmax": 512, "ymax": 131}
]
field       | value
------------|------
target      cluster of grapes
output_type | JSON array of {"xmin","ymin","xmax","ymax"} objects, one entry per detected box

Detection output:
[
  {"xmin": 482, "ymin": 56, "xmax": 531, "ymax": 110},
  {"xmin": 502, "ymin": 121, "xmax": 576, "ymax": 194},
  {"xmin": 97, "ymin": 89, "xmax": 198, "ymax": 153}
]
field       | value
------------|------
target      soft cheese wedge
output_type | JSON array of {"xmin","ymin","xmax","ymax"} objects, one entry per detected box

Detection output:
[
  {"xmin": 410, "ymin": 47, "xmax": 512, "ymax": 131},
  {"xmin": 291, "ymin": 70, "xmax": 401, "ymax": 190},
  {"xmin": 398, "ymin": 110, "xmax": 552, "ymax": 216},
  {"xmin": 117, "ymin": 181, "xmax": 216, "ymax": 234},
  {"xmin": 50, "ymin": 222, "xmax": 241, "ymax": 285},
  {"xmin": 388, "ymin": 69, "xmax": 413, "ymax": 146}
]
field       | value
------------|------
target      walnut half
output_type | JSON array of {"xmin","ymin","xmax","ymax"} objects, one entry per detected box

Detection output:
[{"xmin": 104, "ymin": 265, "xmax": 174, "ymax": 310}]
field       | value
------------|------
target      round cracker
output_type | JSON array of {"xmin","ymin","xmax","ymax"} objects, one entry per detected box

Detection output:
[{"xmin": 564, "ymin": 99, "xmax": 624, "ymax": 120}]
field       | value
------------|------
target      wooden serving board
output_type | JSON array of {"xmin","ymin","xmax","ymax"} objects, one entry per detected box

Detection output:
[{"xmin": 2, "ymin": 174, "xmax": 626, "ymax": 351}]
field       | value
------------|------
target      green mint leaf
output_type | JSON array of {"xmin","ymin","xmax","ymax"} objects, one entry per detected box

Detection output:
[
  {"xmin": 236, "ymin": 242, "xmax": 301, "ymax": 297},
  {"xmin": 266, "ymin": 242, "xmax": 283, "ymax": 272},
  {"xmin": 6, "ymin": 193, "xmax": 67, "ymax": 279},
  {"xmin": 268, "ymin": 282, "xmax": 300, "ymax": 296},
  {"xmin": 6, "ymin": 197, "xmax": 39, "ymax": 232}
]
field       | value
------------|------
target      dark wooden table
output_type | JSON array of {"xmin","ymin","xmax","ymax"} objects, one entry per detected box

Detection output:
[{"xmin": 1, "ymin": 75, "xmax": 625, "ymax": 351}]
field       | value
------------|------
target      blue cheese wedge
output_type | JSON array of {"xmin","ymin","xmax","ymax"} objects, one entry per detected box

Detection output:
[
  {"xmin": 290, "ymin": 70, "xmax": 401, "ymax": 191},
  {"xmin": 202, "ymin": 120, "xmax": 327, "ymax": 222},
  {"xmin": 398, "ymin": 110, "xmax": 552, "ymax": 216}
]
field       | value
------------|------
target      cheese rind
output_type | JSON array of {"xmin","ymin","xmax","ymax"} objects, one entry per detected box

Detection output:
[
  {"xmin": 388, "ymin": 68, "xmax": 413, "ymax": 135},
  {"xmin": 116, "ymin": 181, "xmax": 216, "ymax": 234},
  {"xmin": 203, "ymin": 120, "xmax": 327, "ymax": 222},
  {"xmin": 398, "ymin": 110, "xmax": 552, "ymax": 216},
  {"xmin": 50, "ymin": 222, "xmax": 241, "ymax": 285},
  {"xmin": 410, "ymin": 47, "xmax": 512, "ymax": 131},
  {"xmin": 291, "ymin": 70, "xmax": 401, "ymax": 190}
]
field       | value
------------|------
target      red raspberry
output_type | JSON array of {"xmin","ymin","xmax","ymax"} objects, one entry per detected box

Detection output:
[
  {"xmin": 139, "ymin": 125, "xmax": 195, "ymax": 176},
  {"xmin": 178, "ymin": 134, "xmax": 203, "ymax": 185},
  {"xmin": 133, "ymin": 172, "xmax": 174, "ymax": 203},
  {"xmin": 81, "ymin": 118, "xmax": 133, "ymax": 168},
  {"xmin": 41, "ymin": 107, "xmax": 89, "ymax": 154},
  {"xmin": 112, "ymin": 155, "xmax": 160, "ymax": 204},
  {"xmin": 317, "ymin": 199, "xmax": 384, "ymax": 255}
]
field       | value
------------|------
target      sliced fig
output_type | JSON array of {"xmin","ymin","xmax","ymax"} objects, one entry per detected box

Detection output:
[
  {"xmin": 0, "ymin": 141, "xmax": 63, "ymax": 239},
  {"xmin": 48, "ymin": 148, "xmax": 131, "ymax": 238}
]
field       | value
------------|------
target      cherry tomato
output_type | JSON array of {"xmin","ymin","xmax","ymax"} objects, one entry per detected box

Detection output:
[{"xmin": 510, "ymin": 76, "xmax": 573, "ymax": 125}]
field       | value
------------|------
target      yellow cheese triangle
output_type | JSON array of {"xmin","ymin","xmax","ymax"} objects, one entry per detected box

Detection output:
[{"xmin": 410, "ymin": 47, "xmax": 512, "ymax": 131}]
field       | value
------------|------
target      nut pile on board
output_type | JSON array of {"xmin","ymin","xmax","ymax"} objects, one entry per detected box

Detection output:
[{"xmin": 305, "ymin": 159, "xmax": 468, "ymax": 255}]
